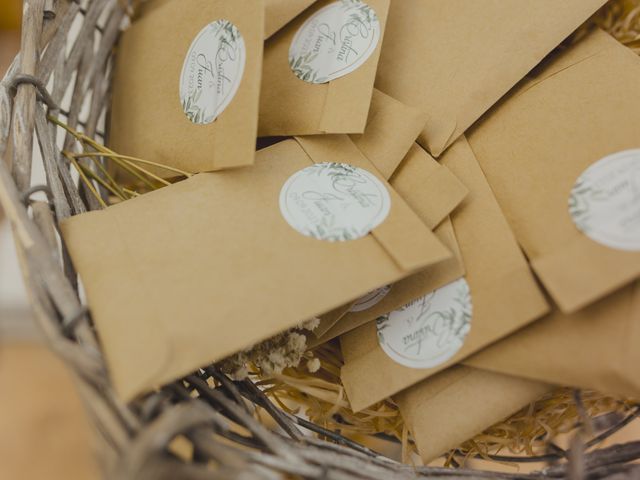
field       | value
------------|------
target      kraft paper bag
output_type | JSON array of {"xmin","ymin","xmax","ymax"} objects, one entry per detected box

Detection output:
[
  {"xmin": 309, "ymin": 101, "xmax": 466, "ymax": 337},
  {"xmin": 264, "ymin": 0, "xmax": 317, "ymax": 39},
  {"xmin": 340, "ymin": 136, "xmax": 549, "ymax": 412},
  {"xmin": 465, "ymin": 280, "xmax": 640, "ymax": 400},
  {"xmin": 312, "ymin": 216, "xmax": 465, "ymax": 345},
  {"xmin": 258, "ymin": 0, "xmax": 390, "ymax": 136},
  {"xmin": 110, "ymin": 0, "xmax": 264, "ymax": 174},
  {"xmin": 313, "ymin": 143, "xmax": 469, "ymax": 342},
  {"xmin": 306, "ymin": 90, "xmax": 429, "ymax": 337},
  {"xmin": 396, "ymin": 366, "xmax": 552, "ymax": 463},
  {"xmin": 302, "ymin": 90, "xmax": 455, "ymax": 338},
  {"xmin": 135, "ymin": 0, "xmax": 314, "ymax": 41},
  {"xmin": 375, "ymin": 0, "xmax": 606, "ymax": 157},
  {"xmin": 467, "ymin": 29, "xmax": 640, "ymax": 313},
  {"xmin": 61, "ymin": 136, "xmax": 451, "ymax": 401}
]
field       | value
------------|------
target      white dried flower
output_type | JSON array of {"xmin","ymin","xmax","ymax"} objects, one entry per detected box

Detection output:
[
  {"xmin": 306, "ymin": 357, "xmax": 321, "ymax": 373},
  {"xmin": 217, "ymin": 318, "xmax": 320, "ymax": 379}
]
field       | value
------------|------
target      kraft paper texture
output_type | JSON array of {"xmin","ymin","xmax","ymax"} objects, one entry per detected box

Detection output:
[
  {"xmin": 110, "ymin": 0, "xmax": 264, "ymax": 173},
  {"xmin": 61, "ymin": 136, "xmax": 451, "ymax": 401},
  {"xmin": 340, "ymin": 136, "xmax": 549, "ymax": 412},
  {"xmin": 313, "ymin": 143, "xmax": 470, "ymax": 342},
  {"xmin": 264, "ymin": 0, "xmax": 317, "ymax": 39},
  {"xmin": 375, "ymin": 0, "xmax": 606, "ymax": 156},
  {"xmin": 467, "ymin": 29, "xmax": 640, "ymax": 313},
  {"xmin": 259, "ymin": 0, "xmax": 390, "ymax": 136},
  {"xmin": 466, "ymin": 280, "xmax": 640, "ymax": 400},
  {"xmin": 396, "ymin": 366, "xmax": 552, "ymax": 462}
]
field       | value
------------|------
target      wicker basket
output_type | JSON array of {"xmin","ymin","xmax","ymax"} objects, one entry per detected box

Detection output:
[{"xmin": 1, "ymin": 1, "xmax": 640, "ymax": 478}]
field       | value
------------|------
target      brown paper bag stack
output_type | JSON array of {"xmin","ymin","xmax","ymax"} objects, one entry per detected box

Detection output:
[
  {"xmin": 375, "ymin": 0, "xmax": 607, "ymax": 156},
  {"xmin": 62, "ymin": 135, "xmax": 450, "ymax": 400},
  {"xmin": 467, "ymin": 29, "xmax": 640, "ymax": 313},
  {"xmin": 460, "ymin": 29, "xmax": 640, "ymax": 398},
  {"xmin": 309, "ymin": 90, "xmax": 468, "ymax": 338},
  {"xmin": 58, "ymin": 0, "xmax": 640, "ymax": 466},
  {"xmin": 384, "ymin": 29, "xmax": 640, "ymax": 462},
  {"xmin": 339, "ymin": 136, "xmax": 549, "ymax": 411}
]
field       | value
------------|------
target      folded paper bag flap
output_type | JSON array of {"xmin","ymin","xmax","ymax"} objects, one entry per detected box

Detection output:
[
  {"xmin": 310, "ymin": 217, "xmax": 465, "ymax": 346},
  {"xmin": 467, "ymin": 29, "xmax": 640, "ymax": 313},
  {"xmin": 350, "ymin": 90, "xmax": 428, "ymax": 180},
  {"xmin": 311, "ymin": 147, "xmax": 467, "ymax": 339},
  {"xmin": 532, "ymin": 237, "xmax": 640, "ymax": 313},
  {"xmin": 259, "ymin": 0, "xmax": 390, "ymax": 136},
  {"xmin": 340, "ymin": 263, "xmax": 549, "ymax": 412},
  {"xmin": 317, "ymin": 0, "xmax": 391, "ymax": 135},
  {"xmin": 296, "ymin": 91, "xmax": 434, "ymax": 339},
  {"xmin": 465, "ymin": 281, "xmax": 640, "ymax": 399},
  {"xmin": 396, "ymin": 366, "xmax": 552, "ymax": 463},
  {"xmin": 259, "ymin": 28, "xmax": 328, "ymax": 136},
  {"xmin": 264, "ymin": 0, "xmax": 316, "ymax": 39},
  {"xmin": 339, "ymin": 137, "xmax": 548, "ymax": 412},
  {"xmin": 295, "ymin": 135, "xmax": 451, "ymax": 272},
  {"xmin": 375, "ymin": 0, "xmax": 607, "ymax": 156},
  {"xmin": 318, "ymin": 2, "xmax": 391, "ymax": 134},
  {"xmin": 390, "ymin": 144, "xmax": 468, "ymax": 230},
  {"xmin": 110, "ymin": 0, "xmax": 264, "ymax": 174},
  {"xmin": 369, "ymin": 204, "xmax": 450, "ymax": 272},
  {"xmin": 62, "ymin": 138, "xmax": 451, "ymax": 401}
]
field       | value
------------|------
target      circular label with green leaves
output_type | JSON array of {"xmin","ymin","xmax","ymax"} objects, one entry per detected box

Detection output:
[
  {"xmin": 289, "ymin": 0, "xmax": 380, "ymax": 84},
  {"xmin": 279, "ymin": 162, "xmax": 391, "ymax": 242},
  {"xmin": 179, "ymin": 20, "xmax": 245, "ymax": 125},
  {"xmin": 376, "ymin": 278, "xmax": 472, "ymax": 369},
  {"xmin": 569, "ymin": 150, "xmax": 640, "ymax": 252}
]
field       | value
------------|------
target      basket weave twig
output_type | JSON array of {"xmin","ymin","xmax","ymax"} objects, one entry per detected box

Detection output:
[{"xmin": 1, "ymin": 1, "xmax": 640, "ymax": 478}]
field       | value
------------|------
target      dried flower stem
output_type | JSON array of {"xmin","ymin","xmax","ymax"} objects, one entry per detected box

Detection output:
[
  {"xmin": 49, "ymin": 115, "xmax": 193, "ymax": 204},
  {"xmin": 74, "ymin": 151, "xmax": 193, "ymax": 178},
  {"xmin": 78, "ymin": 163, "xmax": 127, "ymax": 201},
  {"xmin": 63, "ymin": 151, "xmax": 108, "ymax": 208}
]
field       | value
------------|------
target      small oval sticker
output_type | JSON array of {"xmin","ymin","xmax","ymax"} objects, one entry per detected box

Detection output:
[
  {"xmin": 377, "ymin": 278, "xmax": 472, "ymax": 369},
  {"xmin": 350, "ymin": 285, "xmax": 392, "ymax": 312},
  {"xmin": 569, "ymin": 150, "xmax": 640, "ymax": 252},
  {"xmin": 179, "ymin": 20, "xmax": 246, "ymax": 125},
  {"xmin": 279, "ymin": 162, "xmax": 391, "ymax": 242},
  {"xmin": 289, "ymin": 0, "xmax": 380, "ymax": 84}
]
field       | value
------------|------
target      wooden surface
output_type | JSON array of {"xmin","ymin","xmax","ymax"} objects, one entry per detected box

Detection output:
[{"xmin": 0, "ymin": 344, "xmax": 99, "ymax": 480}]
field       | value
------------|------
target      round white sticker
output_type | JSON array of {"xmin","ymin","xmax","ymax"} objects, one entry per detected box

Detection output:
[
  {"xmin": 569, "ymin": 150, "xmax": 640, "ymax": 251},
  {"xmin": 279, "ymin": 162, "xmax": 391, "ymax": 242},
  {"xmin": 350, "ymin": 285, "xmax": 392, "ymax": 312},
  {"xmin": 376, "ymin": 278, "xmax": 472, "ymax": 369},
  {"xmin": 179, "ymin": 20, "xmax": 246, "ymax": 125},
  {"xmin": 288, "ymin": 0, "xmax": 380, "ymax": 84}
]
